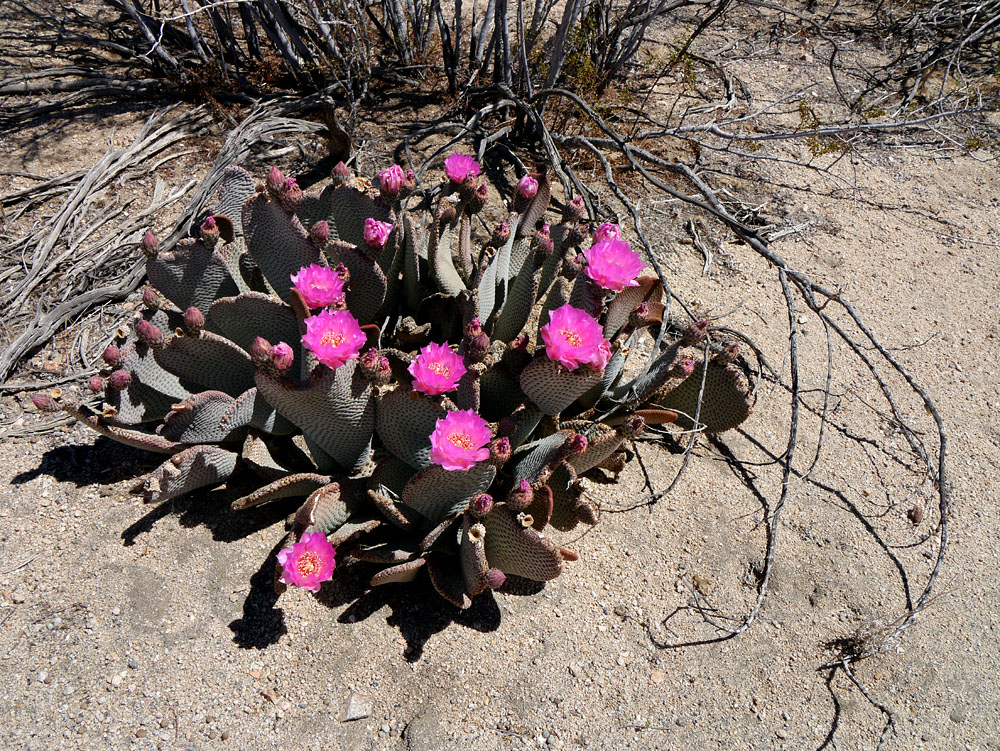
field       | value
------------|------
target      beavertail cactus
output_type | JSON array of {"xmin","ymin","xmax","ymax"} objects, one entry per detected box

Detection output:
[{"xmin": 33, "ymin": 152, "xmax": 756, "ymax": 616}]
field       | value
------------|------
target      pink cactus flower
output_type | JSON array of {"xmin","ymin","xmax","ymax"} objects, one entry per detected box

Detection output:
[
  {"xmin": 539, "ymin": 304, "xmax": 612, "ymax": 371},
  {"xmin": 363, "ymin": 218, "xmax": 394, "ymax": 250},
  {"xmin": 408, "ymin": 342, "xmax": 467, "ymax": 395},
  {"xmin": 277, "ymin": 531, "xmax": 336, "ymax": 592},
  {"xmin": 379, "ymin": 164, "xmax": 405, "ymax": 196},
  {"xmin": 301, "ymin": 309, "xmax": 367, "ymax": 370},
  {"xmin": 583, "ymin": 237, "xmax": 645, "ymax": 291},
  {"xmin": 444, "ymin": 153, "xmax": 480, "ymax": 184},
  {"xmin": 592, "ymin": 222, "xmax": 622, "ymax": 243},
  {"xmin": 291, "ymin": 264, "xmax": 346, "ymax": 309},
  {"xmin": 429, "ymin": 410, "xmax": 493, "ymax": 471},
  {"xmin": 516, "ymin": 175, "xmax": 538, "ymax": 200}
]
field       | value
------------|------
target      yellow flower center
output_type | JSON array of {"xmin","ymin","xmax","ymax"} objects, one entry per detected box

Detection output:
[
  {"xmin": 559, "ymin": 329, "xmax": 581, "ymax": 347},
  {"xmin": 320, "ymin": 330, "xmax": 344, "ymax": 347},
  {"xmin": 296, "ymin": 551, "xmax": 321, "ymax": 577},
  {"xmin": 448, "ymin": 432, "xmax": 474, "ymax": 449},
  {"xmin": 428, "ymin": 361, "xmax": 450, "ymax": 377}
]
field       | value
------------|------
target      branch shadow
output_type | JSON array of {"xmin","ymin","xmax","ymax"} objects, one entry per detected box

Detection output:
[{"xmin": 228, "ymin": 537, "xmax": 288, "ymax": 649}]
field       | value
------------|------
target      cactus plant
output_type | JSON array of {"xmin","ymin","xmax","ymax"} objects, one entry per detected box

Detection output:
[{"xmin": 32, "ymin": 156, "xmax": 756, "ymax": 610}]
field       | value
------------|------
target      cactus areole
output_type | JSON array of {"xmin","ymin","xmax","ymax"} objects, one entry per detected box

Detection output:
[{"xmin": 37, "ymin": 155, "xmax": 755, "ymax": 616}]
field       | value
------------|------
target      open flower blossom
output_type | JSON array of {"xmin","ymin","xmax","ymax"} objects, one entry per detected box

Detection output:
[
  {"xmin": 363, "ymin": 218, "xmax": 394, "ymax": 249},
  {"xmin": 291, "ymin": 264, "xmax": 345, "ymax": 309},
  {"xmin": 539, "ymin": 304, "xmax": 612, "ymax": 371},
  {"xmin": 277, "ymin": 531, "xmax": 336, "ymax": 592},
  {"xmin": 408, "ymin": 342, "xmax": 467, "ymax": 395},
  {"xmin": 583, "ymin": 237, "xmax": 645, "ymax": 291},
  {"xmin": 302, "ymin": 309, "xmax": 366, "ymax": 370},
  {"xmin": 429, "ymin": 410, "xmax": 493, "ymax": 471},
  {"xmin": 444, "ymin": 153, "xmax": 480, "ymax": 184},
  {"xmin": 592, "ymin": 222, "xmax": 622, "ymax": 243}
]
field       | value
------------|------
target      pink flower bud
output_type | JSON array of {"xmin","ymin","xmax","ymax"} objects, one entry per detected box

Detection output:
[
  {"xmin": 108, "ymin": 369, "xmax": 132, "ymax": 390},
  {"xmin": 623, "ymin": 414, "xmax": 646, "ymax": 439},
  {"xmin": 183, "ymin": 306, "xmax": 205, "ymax": 333},
  {"xmin": 564, "ymin": 195, "xmax": 585, "ymax": 222},
  {"xmin": 717, "ymin": 343, "xmax": 740, "ymax": 364},
  {"xmin": 250, "ymin": 336, "xmax": 271, "ymax": 364},
  {"xmin": 142, "ymin": 287, "xmax": 162, "ymax": 310},
  {"xmin": 31, "ymin": 394, "xmax": 58, "ymax": 413},
  {"xmin": 309, "ymin": 220, "xmax": 330, "ymax": 248},
  {"xmin": 87, "ymin": 376, "xmax": 105, "ymax": 393},
  {"xmin": 509, "ymin": 479, "xmax": 534, "ymax": 510},
  {"xmin": 332, "ymin": 161, "xmax": 351, "ymax": 184},
  {"xmin": 464, "ymin": 317, "xmax": 483, "ymax": 341},
  {"xmin": 489, "ymin": 436, "xmax": 511, "ymax": 465},
  {"xmin": 268, "ymin": 341, "xmax": 294, "ymax": 372},
  {"xmin": 363, "ymin": 218, "xmax": 394, "ymax": 251},
  {"xmin": 490, "ymin": 220, "xmax": 510, "ymax": 247},
  {"xmin": 468, "ymin": 332, "xmax": 490, "ymax": 361},
  {"xmin": 676, "ymin": 358, "xmax": 696, "ymax": 377},
  {"xmin": 140, "ymin": 231, "xmax": 159, "ymax": 257},
  {"xmin": 569, "ymin": 433, "xmax": 588, "ymax": 455},
  {"xmin": 592, "ymin": 222, "xmax": 621, "ymax": 244},
  {"xmin": 266, "ymin": 166, "xmax": 286, "ymax": 195},
  {"xmin": 135, "ymin": 319, "xmax": 163, "ymax": 348},
  {"xmin": 279, "ymin": 178, "xmax": 303, "ymax": 212},
  {"xmin": 102, "ymin": 345, "xmax": 123, "ymax": 368},
  {"xmin": 470, "ymin": 492, "xmax": 494, "ymax": 517},
  {"xmin": 533, "ymin": 224, "xmax": 554, "ymax": 257},
  {"xmin": 683, "ymin": 319, "xmax": 710, "ymax": 344},
  {"xmin": 200, "ymin": 215, "xmax": 220, "ymax": 248},
  {"xmin": 485, "ymin": 568, "xmax": 506, "ymax": 590},
  {"xmin": 378, "ymin": 164, "xmax": 405, "ymax": 198},
  {"xmin": 517, "ymin": 175, "xmax": 538, "ymax": 200}
]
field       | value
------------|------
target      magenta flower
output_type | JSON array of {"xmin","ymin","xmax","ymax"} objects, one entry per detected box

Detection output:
[
  {"xmin": 277, "ymin": 531, "xmax": 336, "ymax": 592},
  {"xmin": 592, "ymin": 222, "xmax": 622, "ymax": 243},
  {"xmin": 379, "ymin": 164, "xmax": 405, "ymax": 196},
  {"xmin": 363, "ymin": 218, "xmax": 394, "ymax": 250},
  {"xmin": 539, "ymin": 304, "xmax": 612, "ymax": 371},
  {"xmin": 301, "ymin": 309, "xmax": 367, "ymax": 370},
  {"xmin": 408, "ymin": 342, "xmax": 467, "ymax": 395},
  {"xmin": 516, "ymin": 175, "xmax": 538, "ymax": 200},
  {"xmin": 291, "ymin": 264, "xmax": 346, "ymax": 309},
  {"xmin": 444, "ymin": 153, "xmax": 480, "ymax": 184},
  {"xmin": 429, "ymin": 410, "xmax": 493, "ymax": 471},
  {"xmin": 583, "ymin": 237, "xmax": 645, "ymax": 291}
]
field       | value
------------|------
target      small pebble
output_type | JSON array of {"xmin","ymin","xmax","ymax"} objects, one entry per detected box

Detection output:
[{"xmin": 128, "ymin": 659, "xmax": 138, "ymax": 670}]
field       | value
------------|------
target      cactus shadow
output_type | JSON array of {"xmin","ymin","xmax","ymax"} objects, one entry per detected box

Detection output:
[
  {"xmin": 229, "ymin": 538, "xmax": 288, "ymax": 649},
  {"xmin": 122, "ymin": 482, "xmax": 293, "ymax": 546},
  {"xmin": 315, "ymin": 562, "xmax": 502, "ymax": 662},
  {"xmin": 11, "ymin": 436, "xmax": 161, "ymax": 488}
]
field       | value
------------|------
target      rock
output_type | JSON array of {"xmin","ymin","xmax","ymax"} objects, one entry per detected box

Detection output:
[
  {"xmin": 340, "ymin": 691, "xmax": 372, "ymax": 722},
  {"xmin": 650, "ymin": 670, "xmax": 667, "ymax": 685},
  {"xmin": 949, "ymin": 705, "xmax": 968, "ymax": 724}
]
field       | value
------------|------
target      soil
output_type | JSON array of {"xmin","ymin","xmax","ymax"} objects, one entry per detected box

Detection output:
[{"xmin": 1, "ymin": 6, "xmax": 998, "ymax": 751}]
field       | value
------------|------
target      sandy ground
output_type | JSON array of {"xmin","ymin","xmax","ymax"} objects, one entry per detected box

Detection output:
[{"xmin": 2, "ymin": 12, "xmax": 999, "ymax": 751}]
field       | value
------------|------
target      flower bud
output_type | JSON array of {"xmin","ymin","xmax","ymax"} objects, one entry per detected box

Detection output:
[
  {"xmin": 563, "ymin": 195, "xmax": 585, "ymax": 223},
  {"xmin": 466, "ymin": 182, "xmax": 488, "ymax": 214},
  {"xmin": 532, "ymin": 224, "xmax": 554, "ymax": 258},
  {"xmin": 623, "ymin": 414, "xmax": 646, "ymax": 439},
  {"xmin": 250, "ymin": 336, "xmax": 271, "ymax": 365},
  {"xmin": 629, "ymin": 301, "xmax": 653, "ymax": 329},
  {"xmin": 470, "ymin": 492, "xmax": 494, "ymax": 517},
  {"xmin": 102, "ymin": 345, "xmax": 124, "ymax": 368},
  {"xmin": 87, "ymin": 376, "xmax": 105, "ymax": 393},
  {"xmin": 142, "ymin": 287, "xmax": 162, "ymax": 310},
  {"xmin": 363, "ymin": 218, "xmax": 394, "ymax": 254},
  {"xmin": 485, "ymin": 568, "xmax": 506, "ymax": 590},
  {"xmin": 510, "ymin": 334, "xmax": 529, "ymax": 353},
  {"xmin": 200, "ymin": 216, "xmax": 220, "ymax": 248},
  {"xmin": 332, "ymin": 161, "xmax": 351, "ymax": 185},
  {"xmin": 464, "ymin": 317, "xmax": 483, "ymax": 341},
  {"xmin": 517, "ymin": 175, "xmax": 538, "ymax": 201},
  {"xmin": 268, "ymin": 342, "xmax": 294, "ymax": 372},
  {"xmin": 108, "ymin": 369, "xmax": 132, "ymax": 390},
  {"xmin": 467, "ymin": 332, "xmax": 490, "ymax": 361},
  {"xmin": 683, "ymin": 319, "xmax": 710, "ymax": 344},
  {"xmin": 333, "ymin": 262, "xmax": 350, "ymax": 283},
  {"xmin": 135, "ymin": 319, "xmax": 163, "ymax": 348},
  {"xmin": 140, "ymin": 231, "xmax": 159, "ymax": 257},
  {"xmin": 565, "ymin": 221, "xmax": 590, "ymax": 248},
  {"xmin": 31, "ymin": 394, "xmax": 58, "ymax": 413},
  {"xmin": 569, "ymin": 433, "xmax": 588, "ymax": 455},
  {"xmin": 309, "ymin": 220, "xmax": 330, "ymax": 248},
  {"xmin": 378, "ymin": 164, "xmax": 405, "ymax": 199},
  {"xmin": 489, "ymin": 220, "xmax": 510, "ymax": 248},
  {"xmin": 279, "ymin": 177, "xmax": 303, "ymax": 212},
  {"xmin": 183, "ymin": 306, "xmax": 205, "ymax": 334},
  {"xmin": 716, "ymin": 342, "xmax": 740, "ymax": 364},
  {"xmin": 489, "ymin": 436, "xmax": 511, "ymax": 465},
  {"xmin": 266, "ymin": 166, "xmax": 286, "ymax": 196},
  {"xmin": 675, "ymin": 358, "xmax": 696, "ymax": 377},
  {"xmin": 509, "ymin": 479, "xmax": 534, "ymax": 510}
]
